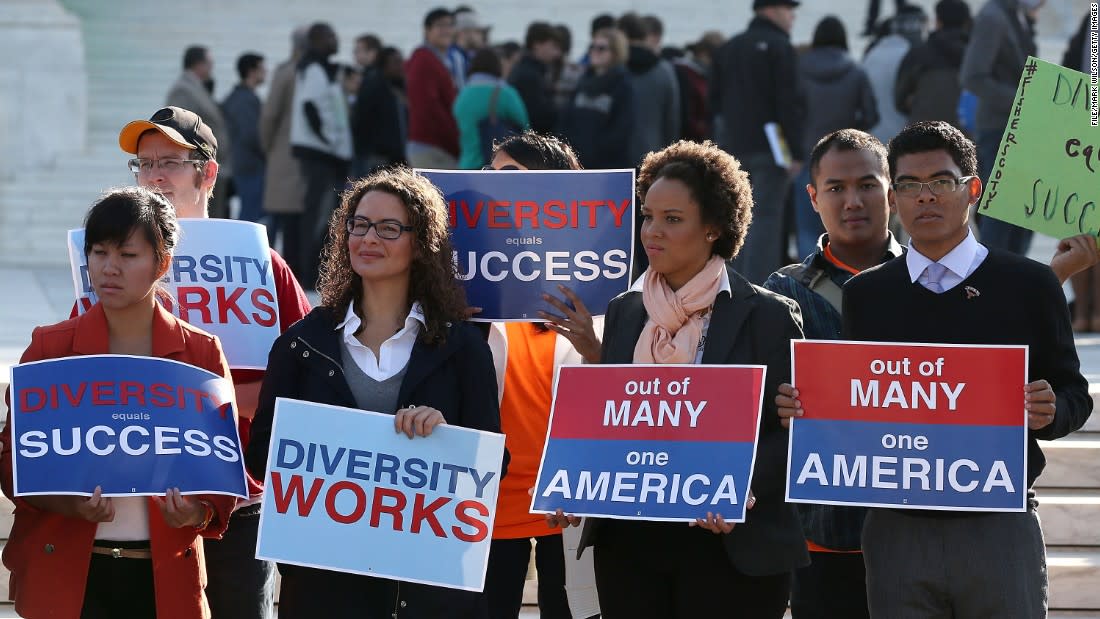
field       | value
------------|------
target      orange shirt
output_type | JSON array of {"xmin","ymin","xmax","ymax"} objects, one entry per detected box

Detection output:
[{"xmin": 492, "ymin": 323, "xmax": 562, "ymax": 539}]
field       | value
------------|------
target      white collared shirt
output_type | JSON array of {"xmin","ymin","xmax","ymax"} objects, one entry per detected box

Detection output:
[
  {"xmin": 337, "ymin": 302, "xmax": 426, "ymax": 381},
  {"xmin": 906, "ymin": 229, "xmax": 989, "ymax": 293},
  {"xmin": 630, "ymin": 267, "xmax": 733, "ymax": 363}
]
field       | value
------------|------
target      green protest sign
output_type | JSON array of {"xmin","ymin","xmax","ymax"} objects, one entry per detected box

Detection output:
[{"xmin": 978, "ymin": 57, "xmax": 1100, "ymax": 239}]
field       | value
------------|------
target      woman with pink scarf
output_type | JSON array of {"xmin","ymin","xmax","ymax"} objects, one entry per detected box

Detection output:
[{"xmin": 551, "ymin": 140, "xmax": 808, "ymax": 618}]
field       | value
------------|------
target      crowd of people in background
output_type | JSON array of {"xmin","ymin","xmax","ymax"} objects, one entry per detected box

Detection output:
[{"xmin": 176, "ymin": 0, "xmax": 1090, "ymax": 316}]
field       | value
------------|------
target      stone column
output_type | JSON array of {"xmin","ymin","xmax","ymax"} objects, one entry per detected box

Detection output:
[{"xmin": 0, "ymin": 0, "xmax": 87, "ymax": 179}]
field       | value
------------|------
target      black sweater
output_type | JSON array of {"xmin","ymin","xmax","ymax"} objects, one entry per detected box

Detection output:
[{"xmin": 841, "ymin": 250, "xmax": 1092, "ymax": 490}]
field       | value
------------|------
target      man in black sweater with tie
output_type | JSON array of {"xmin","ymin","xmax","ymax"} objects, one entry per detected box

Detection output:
[{"xmin": 839, "ymin": 121, "xmax": 1092, "ymax": 617}]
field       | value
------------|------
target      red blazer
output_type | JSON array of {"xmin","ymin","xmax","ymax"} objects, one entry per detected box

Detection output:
[
  {"xmin": 405, "ymin": 46, "xmax": 459, "ymax": 156},
  {"xmin": 1, "ymin": 303, "xmax": 236, "ymax": 619}
]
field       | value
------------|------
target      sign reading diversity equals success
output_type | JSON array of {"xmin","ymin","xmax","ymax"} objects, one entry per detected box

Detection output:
[
  {"xmin": 786, "ymin": 341, "xmax": 1028, "ymax": 512},
  {"xmin": 69, "ymin": 219, "xmax": 280, "ymax": 369},
  {"xmin": 9, "ymin": 355, "xmax": 247, "ymax": 498},
  {"xmin": 531, "ymin": 365, "xmax": 766, "ymax": 522},
  {"xmin": 978, "ymin": 56, "xmax": 1100, "ymax": 239},
  {"xmin": 256, "ymin": 398, "xmax": 506, "ymax": 591},
  {"xmin": 419, "ymin": 169, "xmax": 634, "ymax": 321}
]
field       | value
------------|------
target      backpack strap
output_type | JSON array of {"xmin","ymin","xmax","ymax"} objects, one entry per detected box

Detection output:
[
  {"xmin": 777, "ymin": 262, "xmax": 844, "ymax": 313},
  {"xmin": 488, "ymin": 85, "xmax": 501, "ymax": 123}
]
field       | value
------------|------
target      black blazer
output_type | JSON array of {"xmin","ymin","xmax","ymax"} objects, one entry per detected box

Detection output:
[
  {"xmin": 246, "ymin": 306, "xmax": 503, "ymax": 619},
  {"xmin": 578, "ymin": 265, "xmax": 811, "ymax": 577}
]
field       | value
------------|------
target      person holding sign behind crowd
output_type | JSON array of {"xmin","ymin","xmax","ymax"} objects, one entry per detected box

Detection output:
[
  {"xmin": 1, "ymin": 187, "xmax": 236, "ymax": 619},
  {"xmin": 548, "ymin": 140, "xmax": 808, "ymax": 618},
  {"xmin": 480, "ymin": 131, "xmax": 602, "ymax": 619},
  {"xmin": 246, "ymin": 167, "xmax": 504, "ymax": 618}
]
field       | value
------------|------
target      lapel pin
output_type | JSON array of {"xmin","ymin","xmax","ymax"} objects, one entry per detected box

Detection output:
[{"xmin": 964, "ymin": 286, "xmax": 980, "ymax": 299}]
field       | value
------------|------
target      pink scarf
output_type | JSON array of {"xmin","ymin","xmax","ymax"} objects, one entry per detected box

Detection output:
[{"xmin": 633, "ymin": 255, "xmax": 726, "ymax": 364}]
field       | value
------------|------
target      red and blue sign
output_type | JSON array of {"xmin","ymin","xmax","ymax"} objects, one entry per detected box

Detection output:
[
  {"xmin": 531, "ymin": 364, "xmax": 766, "ymax": 522},
  {"xmin": 9, "ymin": 355, "xmax": 247, "ymax": 498},
  {"xmin": 419, "ymin": 169, "xmax": 634, "ymax": 321},
  {"xmin": 786, "ymin": 341, "xmax": 1029, "ymax": 512}
]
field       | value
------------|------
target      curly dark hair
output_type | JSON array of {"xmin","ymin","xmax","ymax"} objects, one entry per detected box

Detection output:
[
  {"xmin": 887, "ymin": 121, "xmax": 978, "ymax": 181},
  {"xmin": 317, "ymin": 167, "xmax": 467, "ymax": 345},
  {"xmin": 636, "ymin": 140, "xmax": 753, "ymax": 260}
]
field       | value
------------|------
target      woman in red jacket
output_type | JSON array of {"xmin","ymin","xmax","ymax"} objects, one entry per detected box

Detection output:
[{"xmin": 1, "ymin": 187, "xmax": 236, "ymax": 619}]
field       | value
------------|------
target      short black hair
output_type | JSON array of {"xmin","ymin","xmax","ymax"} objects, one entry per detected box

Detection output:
[
  {"xmin": 641, "ymin": 14, "xmax": 663, "ymax": 38},
  {"xmin": 887, "ymin": 121, "xmax": 978, "ymax": 180},
  {"xmin": 493, "ymin": 130, "xmax": 582, "ymax": 171},
  {"xmin": 495, "ymin": 41, "xmax": 522, "ymax": 61},
  {"xmin": 84, "ymin": 186, "xmax": 179, "ymax": 270},
  {"xmin": 591, "ymin": 13, "xmax": 616, "ymax": 36},
  {"xmin": 236, "ymin": 53, "xmax": 264, "ymax": 81},
  {"xmin": 812, "ymin": 16, "xmax": 848, "ymax": 50},
  {"xmin": 424, "ymin": 7, "xmax": 454, "ymax": 29},
  {"xmin": 374, "ymin": 46, "xmax": 403, "ymax": 71},
  {"xmin": 525, "ymin": 21, "xmax": 558, "ymax": 50},
  {"xmin": 935, "ymin": 0, "xmax": 971, "ymax": 29},
  {"xmin": 469, "ymin": 48, "xmax": 502, "ymax": 77},
  {"xmin": 307, "ymin": 22, "xmax": 335, "ymax": 50},
  {"xmin": 618, "ymin": 12, "xmax": 647, "ymax": 42},
  {"xmin": 554, "ymin": 24, "xmax": 573, "ymax": 54},
  {"xmin": 182, "ymin": 46, "xmax": 208, "ymax": 71},
  {"xmin": 356, "ymin": 34, "xmax": 382, "ymax": 51},
  {"xmin": 809, "ymin": 129, "xmax": 888, "ymax": 186}
]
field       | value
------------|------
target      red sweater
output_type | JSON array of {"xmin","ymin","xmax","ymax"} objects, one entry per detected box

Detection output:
[{"xmin": 405, "ymin": 46, "xmax": 459, "ymax": 157}]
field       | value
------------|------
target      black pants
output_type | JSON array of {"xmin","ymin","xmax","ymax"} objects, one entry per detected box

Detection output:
[
  {"xmin": 81, "ymin": 550, "xmax": 155, "ymax": 619},
  {"xmin": 485, "ymin": 535, "xmax": 571, "ymax": 619},
  {"xmin": 592, "ymin": 534, "xmax": 790, "ymax": 618},
  {"xmin": 297, "ymin": 156, "xmax": 348, "ymax": 287},
  {"xmin": 204, "ymin": 505, "xmax": 276, "ymax": 619},
  {"xmin": 790, "ymin": 551, "xmax": 870, "ymax": 619}
]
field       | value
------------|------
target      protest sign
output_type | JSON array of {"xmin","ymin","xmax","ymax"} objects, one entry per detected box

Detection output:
[
  {"xmin": 68, "ymin": 219, "xmax": 280, "ymax": 369},
  {"xmin": 978, "ymin": 56, "xmax": 1100, "ymax": 239},
  {"xmin": 530, "ymin": 364, "xmax": 765, "ymax": 522},
  {"xmin": 786, "ymin": 340, "xmax": 1028, "ymax": 512},
  {"xmin": 256, "ymin": 398, "xmax": 506, "ymax": 591},
  {"xmin": 419, "ymin": 169, "xmax": 634, "ymax": 321},
  {"xmin": 9, "ymin": 355, "xmax": 246, "ymax": 498}
]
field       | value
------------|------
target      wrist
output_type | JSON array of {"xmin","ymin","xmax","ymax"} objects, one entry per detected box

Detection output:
[{"xmin": 194, "ymin": 500, "xmax": 215, "ymax": 530}]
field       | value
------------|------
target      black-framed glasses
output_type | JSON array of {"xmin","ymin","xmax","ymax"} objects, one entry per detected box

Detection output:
[
  {"xmin": 346, "ymin": 216, "xmax": 413, "ymax": 240},
  {"xmin": 128, "ymin": 158, "xmax": 206, "ymax": 174},
  {"xmin": 892, "ymin": 176, "xmax": 976, "ymax": 197}
]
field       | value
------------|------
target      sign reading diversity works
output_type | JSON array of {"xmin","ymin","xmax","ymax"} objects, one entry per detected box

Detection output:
[
  {"xmin": 256, "ymin": 398, "xmax": 506, "ymax": 591},
  {"xmin": 978, "ymin": 56, "xmax": 1100, "ymax": 239},
  {"xmin": 786, "ymin": 341, "xmax": 1028, "ymax": 512},
  {"xmin": 68, "ymin": 219, "xmax": 280, "ymax": 369},
  {"xmin": 419, "ymin": 169, "xmax": 634, "ymax": 321},
  {"xmin": 9, "ymin": 355, "xmax": 246, "ymax": 498},
  {"xmin": 531, "ymin": 365, "xmax": 765, "ymax": 523}
]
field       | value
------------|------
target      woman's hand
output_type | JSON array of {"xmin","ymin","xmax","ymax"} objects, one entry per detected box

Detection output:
[
  {"xmin": 154, "ymin": 488, "xmax": 206, "ymax": 528},
  {"xmin": 395, "ymin": 405, "xmax": 447, "ymax": 438},
  {"xmin": 545, "ymin": 508, "xmax": 583, "ymax": 528},
  {"xmin": 689, "ymin": 492, "xmax": 755, "ymax": 534},
  {"xmin": 539, "ymin": 285, "xmax": 602, "ymax": 363},
  {"xmin": 775, "ymin": 383, "xmax": 802, "ymax": 429},
  {"xmin": 1050, "ymin": 234, "xmax": 1100, "ymax": 284},
  {"xmin": 25, "ymin": 486, "xmax": 116, "ymax": 522}
]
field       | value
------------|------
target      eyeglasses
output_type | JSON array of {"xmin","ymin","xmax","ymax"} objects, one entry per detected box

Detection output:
[
  {"xmin": 589, "ymin": 44, "xmax": 610, "ymax": 52},
  {"xmin": 127, "ymin": 158, "xmax": 206, "ymax": 174},
  {"xmin": 892, "ymin": 176, "xmax": 976, "ymax": 197},
  {"xmin": 346, "ymin": 216, "xmax": 414, "ymax": 240}
]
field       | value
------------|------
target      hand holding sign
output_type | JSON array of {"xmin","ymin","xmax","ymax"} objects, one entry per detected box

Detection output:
[
  {"xmin": 1024, "ymin": 380, "xmax": 1056, "ymax": 430},
  {"xmin": 775, "ymin": 383, "xmax": 802, "ymax": 429},
  {"xmin": 394, "ymin": 405, "xmax": 447, "ymax": 438},
  {"xmin": 1050, "ymin": 234, "xmax": 1100, "ymax": 284},
  {"xmin": 540, "ymin": 285, "xmax": 601, "ymax": 364},
  {"xmin": 154, "ymin": 488, "xmax": 208, "ymax": 528}
]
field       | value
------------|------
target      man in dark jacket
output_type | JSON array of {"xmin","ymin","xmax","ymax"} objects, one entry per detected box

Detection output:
[
  {"xmin": 960, "ymin": 0, "xmax": 1042, "ymax": 256},
  {"xmin": 619, "ymin": 12, "xmax": 680, "ymax": 167},
  {"xmin": 711, "ymin": 0, "xmax": 803, "ymax": 285},
  {"xmin": 507, "ymin": 22, "xmax": 563, "ymax": 134},
  {"xmin": 222, "ymin": 52, "xmax": 267, "ymax": 223},
  {"xmin": 895, "ymin": 0, "xmax": 971, "ymax": 129}
]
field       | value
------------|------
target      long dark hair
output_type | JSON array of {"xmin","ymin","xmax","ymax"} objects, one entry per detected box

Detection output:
[{"xmin": 317, "ymin": 167, "xmax": 467, "ymax": 345}]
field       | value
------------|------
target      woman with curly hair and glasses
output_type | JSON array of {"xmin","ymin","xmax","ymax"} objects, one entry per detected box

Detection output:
[
  {"xmin": 549, "ymin": 140, "xmax": 808, "ymax": 618},
  {"xmin": 246, "ymin": 167, "xmax": 503, "ymax": 619}
]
